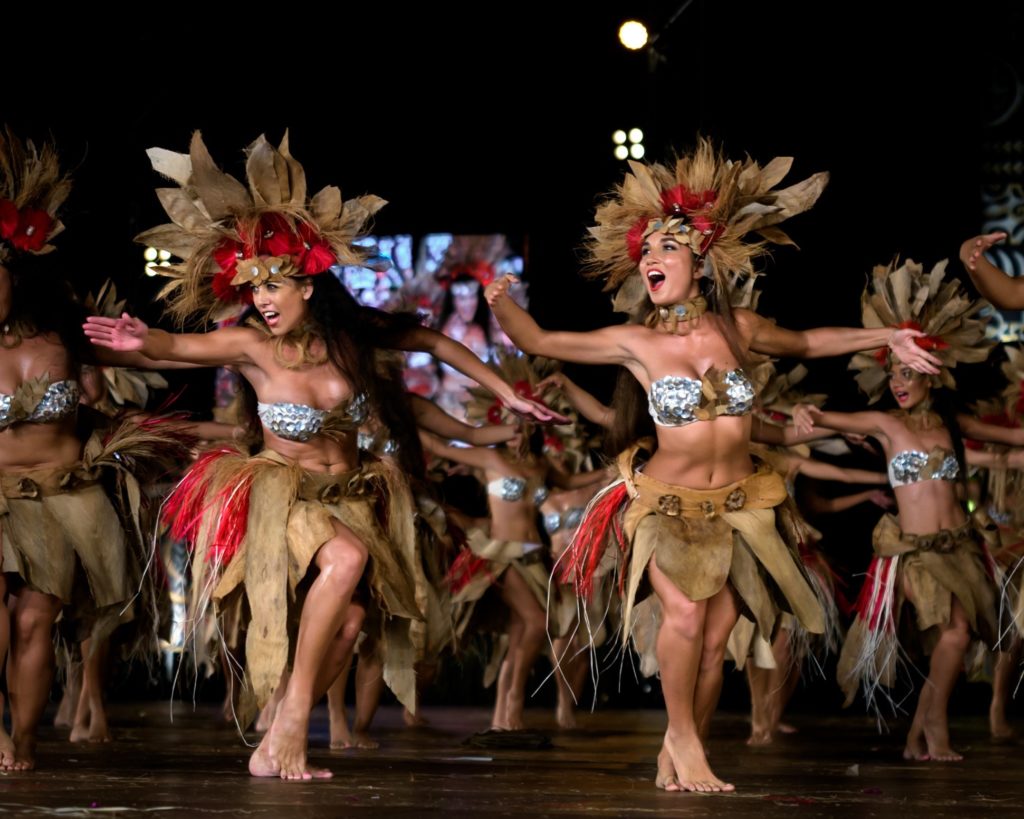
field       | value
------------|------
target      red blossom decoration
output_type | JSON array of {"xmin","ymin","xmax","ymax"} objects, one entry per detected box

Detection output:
[
  {"xmin": 660, "ymin": 185, "xmax": 716, "ymax": 215},
  {"xmin": 296, "ymin": 221, "xmax": 335, "ymax": 274},
  {"xmin": 258, "ymin": 214, "xmax": 302, "ymax": 257},
  {"xmin": 0, "ymin": 199, "xmax": 18, "ymax": 239},
  {"xmin": 626, "ymin": 217, "xmax": 648, "ymax": 263}
]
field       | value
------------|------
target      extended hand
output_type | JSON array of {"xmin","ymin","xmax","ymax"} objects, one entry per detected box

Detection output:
[
  {"xmin": 889, "ymin": 329, "xmax": 942, "ymax": 375},
  {"xmin": 505, "ymin": 392, "xmax": 570, "ymax": 425},
  {"xmin": 790, "ymin": 403, "xmax": 820, "ymax": 436},
  {"xmin": 83, "ymin": 313, "xmax": 149, "ymax": 351},
  {"xmin": 959, "ymin": 231, "xmax": 1007, "ymax": 271},
  {"xmin": 485, "ymin": 275, "xmax": 519, "ymax": 308}
]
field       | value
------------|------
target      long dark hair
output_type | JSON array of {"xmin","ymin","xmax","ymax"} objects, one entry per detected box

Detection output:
[
  {"xmin": 2, "ymin": 254, "xmax": 90, "ymax": 371},
  {"xmin": 441, "ymin": 276, "xmax": 491, "ymax": 339},
  {"xmin": 247, "ymin": 272, "xmax": 428, "ymax": 476},
  {"xmin": 930, "ymin": 387, "xmax": 968, "ymax": 493}
]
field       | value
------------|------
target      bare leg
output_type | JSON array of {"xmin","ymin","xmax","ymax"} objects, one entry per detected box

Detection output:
[
  {"xmin": 552, "ymin": 634, "xmax": 578, "ymax": 729},
  {"xmin": 772, "ymin": 629, "xmax": 800, "ymax": 734},
  {"xmin": 495, "ymin": 569, "xmax": 545, "ymax": 731},
  {"xmin": 249, "ymin": 521, "xmax": 368, "ymax": 781},
  {"xmin": 327, "ymin": 661, "xmax": 353, "ymax": 749},
  {"xmin": 990, "ymin": 639, "xmax": 1020, "ymax": 740},
  {"xmin": 5, "ymin": 589, "xmax": 62, "ymax": 771},
  {"xmin": 694, "ymin": 585, "xmax": 740, "ymax": 740},
  {"xmin": 351, "ymin": 639, "xmax": 382, "ymax": 749},
  {"xmin": 647, "ymin": 561, "xmax": 734, "ymax": 793},
  {"xmin": 746, "ymin": 663, "xmax": 774, "ymax": 746},
  {"xmin": 255, "ymin": 670, "xmax": 289, "ymax": 734},
  {"xmin": 491, "ymin": 615, "xmax": 522, "ymax": 730},
  {"xmin": 0, "ymin": 577, "xmax": 13, "ymax": 767},
  {"xmin": 53, "ymin": 661, "xmax": 80, "ymax": 729},
  {"xmin": 404, "ymin": 661, "xmax": 436, "ymax": 727},
  {"xmin": 70, "ymin": 637, "xmax": 111, "ymax": 743},
  {"xmin": 904, "ymin": 598, "xmax": 970, "ymax": 762}
]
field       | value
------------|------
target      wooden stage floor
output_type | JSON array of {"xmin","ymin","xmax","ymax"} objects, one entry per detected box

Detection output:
[{"xmin": 2, "ymin": 703, "xmax": 1021, "ymax": 817}]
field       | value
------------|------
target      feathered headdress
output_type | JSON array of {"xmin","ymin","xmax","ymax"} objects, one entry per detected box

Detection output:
[
  {"xmin": 586, "ymin": 136, "xmax": 827, "ymax": 314},
  {"xmin": 84, "ymin": 280, "xmax": 168, "ymax": 411},
  {"xmin": 750, "ymin": 359, "xmax": 827, "ymax": 426},
  {"xmin": 0, "ymin": 128, "xmax": 71, "ymax": 264},
  {"xmin": 849, "ymin": 258, "xmax": 994, "ymax": 403},
  {"xmin": 136, "ymin": 131, "xmax": 385, "ymax": 324},
  {"xmin": 435, "ymin": 235, "xmax": 510, "ymax": 293}
]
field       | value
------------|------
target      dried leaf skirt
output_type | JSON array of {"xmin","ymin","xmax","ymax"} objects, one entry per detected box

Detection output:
[
  {"xmin": 837, "ymin": 513, "xmax": 998, "ymax": 711},
  {"xmin": 563, "ymin": 444, "xmax": 826, "ymax": 677},
  {"xmin": 174, "ymin": 448, "xmax": 424, "ymax": 726}
]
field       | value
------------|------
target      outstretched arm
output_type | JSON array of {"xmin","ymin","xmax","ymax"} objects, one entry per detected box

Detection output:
[
  {"xmin": 408, "ymin": 394, "xmax": 517, "ymax": 445},
  {"xmin": 792, "ymin": 404, "xmax": 896, "ymax": 442},
  {"xmin": 958, "ymin": 413, "xmax": 1024, "ymax": 447},
  {"xmin": 393, "ymin": 323, "xmax": 567, "ymax": 424},
  {"xmin": 536, "ymin": 372, "xmax": 616, "ymax": 429},
  {"xmin": 419, "ymin": 432, "xmax": 501, "ymax": 471},
  {"xmin": 808, "ymin": 488, "xmax": 894, "ymax": 514},
  {"xmin": 486, "ymin": 276, "xmax": 637, "ymax": 367},
  {"xmin": 790, "ymin": 455, "xmax": 888, "ymax": 485},
  {"xmin": 736, "ymin": 309, "xmax": 940, "ymax": 374},
  {"xmin": 960, "ymin": 232, "xmax": 1022, "ymax": 309},
  {"xmin": 84, "ymin": 314, "xmax": 255, "ymax": 369}
]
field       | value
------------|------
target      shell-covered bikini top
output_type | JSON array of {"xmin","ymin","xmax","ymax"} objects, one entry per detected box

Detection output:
[
  {"xmin": 0, "ymin": 374, "xmax": 80, "ymax": 431},
  {"xmin": 487, "ymin": 476, "xmax": 549, "ymax": 507},
  {"xmin": 887, "ymin": 447, "xmax": 959, "ymax": 488},
  {"xmin": 257, "ymin": 392, "xmax": 368, "ymax": 443},
  {"xmin": 647, "ymin": 368, "xmax": 756, "ymax": 427}
]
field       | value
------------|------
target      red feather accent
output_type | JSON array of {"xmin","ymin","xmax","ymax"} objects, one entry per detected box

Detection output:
[
  {"xmin": 446, "ymin": 547, "xmax": 492, "ymax": 594},
  {"xmin": 626, "ymin": 218, "xmax": 648, "ymax": 263},
  {"xmin": 163, "ymin": 448, "xmax": 253, "ymax": 563},
  {"xmin": 560, "ymin": 483, "xmax": 629, "ymax": 599},
  {"xmin": 852, "ymin": 556, "xmax": 895, "ymax": 631}
]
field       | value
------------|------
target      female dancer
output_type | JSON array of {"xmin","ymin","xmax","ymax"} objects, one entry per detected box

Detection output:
[
  {"xmin": 85, "ymin": 133, "xmax": 560, "ymax": 780},
  {"xmin": 485, "ymin": 138, "xmax": 940, "ymax": 792},
  {"xmin": 800, "ymin": 257, "xmax": 1023, "ymax": 761}
]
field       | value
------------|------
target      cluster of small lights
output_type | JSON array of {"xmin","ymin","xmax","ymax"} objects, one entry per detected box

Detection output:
[
  {"xmin": 613, "ymin": 128, "xmax": 645, "ymax": 161},
  {"xmin": 144, "ymin": 246, "xmax": 172, "ymax": 277}
]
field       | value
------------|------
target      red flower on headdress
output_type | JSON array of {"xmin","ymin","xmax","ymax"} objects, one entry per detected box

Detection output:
[
  {"xmin": 257, "ymin": 213, "xmax": 302, "ymax": 258},
  {"xmin": 0, "ymin": 200, "xmax": 18, "ymax": 240},
  {"xmin": 211, "ymin": 239, "xmax": 251, "ymax": 304},
  {"xmin": 660, "ymin": 185, "xmax": 716, "ymax": 216},
  {"xmin": 0, "ymin": 206, "xmax": 53, "ymax": 252},
  {"xmin": 443, "ymin": 261, "xmax": 497, "ymax": 288},
  {"xmin": 544, "ymin": 434, "xmax": 564, "ymax": 452},
  {"xmin": 296, "ymin": 221, "xmax": 335, "ymax": 275},
  {"xmin": 626, "ymin": 217, "xmax": 648, "ymax": 263}
]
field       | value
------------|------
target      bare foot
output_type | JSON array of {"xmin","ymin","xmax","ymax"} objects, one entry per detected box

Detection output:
[
  {"xmin": 922, "ymin": 718, "xmax": 963, "ymax": 761},
  {"xmin": 746, "ymin": 727, "xmax": 773, "ymax": 746},
  {"xmin": 0, "ymin": 726, "xmax": 15, "ymax": 769},
  {"xmin": 990, "ymin": 705, "xmax": 1014, "ymax": 741},
  {"xmin": 654, "ymin": 745, "xmax": 678, "ymax": 790},
  {"xmin": 6, "ymin": 736, "xmax": 36, "ymax": 771},
  {"xmin": 903, "ymin": 727, "xmax": 929, "ymax": 761},
  {"xmin": 249, "ymin": 701, "xmax": 332, "ymax": 781},
  {"xmin": 556, "ymin": 700, "xmax": 577, "ymax": 730},
  {"xmin": 350, "ymin": 731, "xmax": 379, "ymax": 750},
  {"xmin": 661, "ymin": 729, "xmax": 734, "ymax": 793},
  {"xmin": 54, "ymin": 688, "xmax": 76, "ymax": 729},
  {"xmin": 255, "ymin": 698, "xmax": 278, "ymax": 734},
  {"xmin": 776, "ymin": 721, "xmax": 798, "ymax": 735},
  {"xmin": 403, "ymin": 708, "xmax": 429, "ymax": 728},
  {"xmin": 329, "ymin": 709, "xmax": 352, "ymax": 750}
]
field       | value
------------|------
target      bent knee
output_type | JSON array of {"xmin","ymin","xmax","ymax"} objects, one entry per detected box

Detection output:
[{"xmin": 317, "ymin": 534, "xmax": 369, "ymax": 576}]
